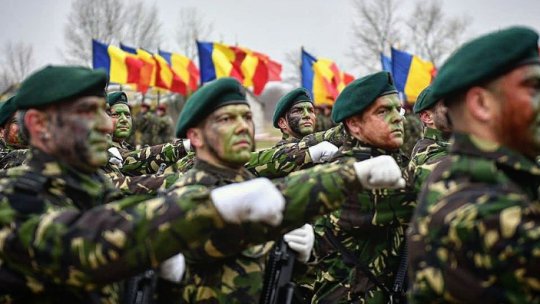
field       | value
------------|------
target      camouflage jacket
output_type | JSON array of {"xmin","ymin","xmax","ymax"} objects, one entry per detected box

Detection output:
[
  {"xmin": 246, "ymin": 124, "xmax": 347, "ymax": 179},
  {"xmin": 110, "ymin": 140, "xmax": 134, "ymax": 158},
  {"xmin": 315, "ymin": 112, "xmax": 336, "ymax": 132},
  {"xmin": 0, "ymin": 149, "xmax": 232, "ymax": 303},
  {"xmin": 312, "ymin": 135, "xmax": 417, "ymax": 304},
  {"xmin": 408, "ymin": 127, "xmax": 450, "ymax": 193},
  {"xmin": 408, "ymin": 133, "xmax": 540, "ymax": 303},
  {"xmin": 121, "ymin": 139, "xmax": 189, "ymax": 176},
  {"xmin": 102, "ymin": 154, "xmax": 180, "ymax": 196},
  {"xmin": 166, "ymin": 158, "xmax": 365, "ymax": 303},
  {"xmin": 273, "ymin": 133, "xmax": 301, "ymax": 148}
]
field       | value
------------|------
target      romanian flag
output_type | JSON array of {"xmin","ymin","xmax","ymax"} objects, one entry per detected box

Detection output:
[
  {"xmin": 153, "ymin": 53, "xmax": 188, "ymax": 95},
  {"xmin": 380, "ymin": 53, "xmax": 393, "ymax": 73},
  {"xmin": 301, "ymin": 49, "xmax": 354, "ymax": 106},
  {"xmin": 391, "ymin": 48, "xmax": 436, "ymax": 103},
  {"xmin": 158, "ymin": 50, "xmax": 199, "ymax": 94},
  {"xmin": 92, "ymin": 39, "xmax": 143, "ymax": 85},
  {"xmin": 197, "ymin": 41, "xmax": 282, "ymax": 95},
  {"xmin": 120, "ymin": 43, "xmax": 156, "ymax": 93}
]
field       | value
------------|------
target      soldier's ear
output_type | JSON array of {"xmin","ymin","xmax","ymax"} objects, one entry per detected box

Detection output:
[
  {"xmin": 465, "ymin": 86, "xmax": 494, "ymax": 123},
  {"xmin": 186, "ymin": 128, "xmax": 204, "ymax": 149},
  {"xmin": 419, "ymin": 110, "xmax": 433, "ymax": 125},
  {"xmin": 277, "ymin": 117, "xmax": 288, "ymax": 130}
]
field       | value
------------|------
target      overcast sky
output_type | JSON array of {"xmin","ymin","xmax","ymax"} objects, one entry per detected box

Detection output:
[{"xmin": 1, "ymin": 0, "xmax": 539, "ymax": 77}]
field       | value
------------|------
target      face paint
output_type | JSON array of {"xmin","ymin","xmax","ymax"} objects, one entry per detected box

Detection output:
[
  {"xmin": 200, "ymin": 104, "xmax": 255, "ymax": 168},
  {"xmin": 491, "ymin": 64, "xmax": 540, "ymax": 158},
  {"xmin": 356, "ymin": 94, "xmax": 404, "ymax": 150},
  {"xmin": 44, "ymin": 96, "xmax": 113, "ymax": 172},
  {"xmin": 108, "ymin": 103, "xmax": 132, "ymax": 141},
  {"xmin": 285, "ymin": 101, "xmax": 316, "ymax": 138}
]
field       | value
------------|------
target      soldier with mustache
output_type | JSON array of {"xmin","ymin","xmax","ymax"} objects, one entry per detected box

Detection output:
[
  {"xmin": 311, "ymin": 71, "xmax": 416, "ymax": 304},
  {"xmin": 272, "ymin": 88, "xmax": 317, "ymax": 146},
  {"xmin": 166, "ymin": 77, "xmax": 407, "ymax": 303}
]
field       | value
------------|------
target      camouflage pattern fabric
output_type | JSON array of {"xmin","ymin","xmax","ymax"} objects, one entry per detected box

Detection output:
[
  {"xmin": 110, "ymin": 140, "xmax": 134, "ymax": 159},
  {"xmin": 0, "ymin": 149, "xmax": 234, "ymax": 303},
  {"xmin": 0, "ymin": 148, "xmax": 29, "ymax": 170},
  {"xmin": 273, "ymin": 133, "xmax": 301, "ymax": 149},
  {"xmin": 246, "ymin": 124, "xmax": 346, "ymax": 179},
  {"xmin": 138, "ymin": 111, "xmax": 159, "ymax": 147},
  {"xmin": 408, "ymin": 127, "xmax": 450, "ymax": 192},
  {"xmin": 402, "ymin": 113, "xmax": 423, "ymax": 158},
  {"xmin": 156, "ymin": 115, "xmax": 174, "ymax": 145},
  {"xmin": 175, "ymin": 151, "xmax": 196, "ymax": 173},
  {"xmin": 121, "ymin": 139, "xmax": 189, "ymax": 176},
  {"xmin": 102, "ymin": 154, "xmax": 180, "ymax": 196},
  {"xmin": 315, "ymin": 112, "xmax": 335, "ymax": 132},
  {"xmin": 408, "ymin": 133, "xmax": 540, "ymax": 303},
  {"xmin": 165, "ymin": 158, "xmax": 364, "ymax": 303},
  {"xmin": 311, "ymin": 134, "xmax": 417, "ymax": 304}
]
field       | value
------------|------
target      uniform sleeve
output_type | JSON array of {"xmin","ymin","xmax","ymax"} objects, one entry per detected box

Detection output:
[
  {"xmin": 106, "ymin": 170, "xmax": 180, "ymax": 195},
  {"xmin": 121, "ymin": 140, "xmax": 189, "ymax": 175},
  {"xmin": 0, "ymin": 185, "xmax": 224, "ymax": 288},
  {"xmin": 245, "ymin": 143, "xmax": 314, "ymax": 178}
]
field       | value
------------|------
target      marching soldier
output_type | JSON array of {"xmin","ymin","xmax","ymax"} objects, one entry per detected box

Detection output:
[
  {"xmin": 408, "ymin": 26, "xmax": 540, "ymax": 303},
  {"xmin": 311, "ymin": 71, "xmax": 416, "ymax": 303},
  {"xmin": 0, "ymin": 96, "xmax": 29, "ymax": 169},
  {"xmin": 272, "ymin": 88, "xmax": 317, "ymax": 146}
]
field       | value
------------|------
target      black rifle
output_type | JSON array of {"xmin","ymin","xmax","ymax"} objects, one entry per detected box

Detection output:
[
  {"xmin": 124, "ymin": 269, "xmax": 157, "ymax": 304},
  {"xmin": 260, "ymin": 239, "xmax": 298, "ymax": 304}
]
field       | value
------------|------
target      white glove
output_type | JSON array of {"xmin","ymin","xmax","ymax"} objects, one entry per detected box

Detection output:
[
  {"xmin": 182, "ymin": 139, "xmax": 191, "ymax": 152},
  {"xmin": 353, "ymin": 155, "xmax": 406, "ymax": 189},
  {"xmin": 210, "ymin": 178, "xmax": 285, "ymax": 226},
  {"xmin": 159, "ymin": 253, "xmax": 185, "ymax": 283},
  {"xmin": 308, "ymin": 141, "xmax": 339, "ymax": 163},
  {"xmin": 283, "ymin": 224, "xmax": 314, "ymax": 263},
  {"xmin": 108, "ymin": 147, "xmax": 123, "ymax": 168}
]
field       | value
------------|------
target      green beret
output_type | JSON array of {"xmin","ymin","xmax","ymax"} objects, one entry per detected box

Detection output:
[
  {"xmin": 176, "ymin": 77, "xmax": 248, "ymax": 138},
  {"xmin": 0, "ymin": 96, "xmax": 17, "ymax": 127},
  {"xmin": 413, "ymin": 86, "xmax": 437, "ymax": 113},
  {"xmin": 332, "ymin": 71, "xmax": 397, "ymax": 123},
  {"xmin": 14, "ymin": 65, "xmax": 108, "ymax": 110},
  {"xmin": 107, "ymin": 92, "xmax": 128, "ymax": 106},
  {"xmin": 272, "ymin": 88, "xmax": 312, "ymax": 128},
  {"xmin": 432, "ymin": 26, "xmax": 540, "ymax": 102}
]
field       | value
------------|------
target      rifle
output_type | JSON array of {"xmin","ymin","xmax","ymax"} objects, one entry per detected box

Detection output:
[
  {"xmin": 124, "ymin": 269, "xmax": 157, "ymax": 304},
  {"xmin": 259, "ymin": 239, "xmax": 298, "ymax": 304}
]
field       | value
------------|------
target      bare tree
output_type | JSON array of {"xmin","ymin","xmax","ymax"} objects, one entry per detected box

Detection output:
[
  {"xmin": 122, "ymin": 1, "xmax": 163, "ymax": 50},
  {"xmin": 406, "ymin": 0, "xmax": 470, "ymax": 67},
  {"xmin": 64, "ymin": 0, "xmax": 125, "ymax": 66},
  {"xmin": 349, "ymin": 0, "xmax": 403, "ymax": 74},
  {"xmin": 175, "ymin": 7, "xmax": 214, "ymax": 60},
  {"xmin": 0, "ymin": 41, "xmax": 35, "ymax": 93}
]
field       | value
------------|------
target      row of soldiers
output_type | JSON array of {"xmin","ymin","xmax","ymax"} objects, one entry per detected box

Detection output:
[{"xmin": 0, "ymin": 25, "xmax": 538, "ymax": 303}]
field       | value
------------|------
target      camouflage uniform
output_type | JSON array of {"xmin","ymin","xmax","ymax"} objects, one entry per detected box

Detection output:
[
  {"xmin": 246, "ymin": 124, "xmax": 346, "ymax": 179},
  {"xmin": 166, "ymin": 158, "xmax": 363, "ymax": 303},
  {"xmin": 121, "ymin": 139, "xmax": 189, "ymax": 176},
  {"xmin": 137, "ymin": 111, "xmax": 158, "ymax": 147},
  {"xmin": 102, "ymin": 153, "xmax": 180, "ymax": 196},
  {"xmin": 110, "ymin": 140, "xmax": 134, "ymax": 158},
  {"xmin": 0, "ymin": 148, "xmax": 235, "ymax": 303},
  {"xmin": 156, "ymin": 114, "xmax": 174, "ymax": 144},
  {"xmin": 402, "ymin": 113, "xmax": 423, "ymax": 158},
  {"xmin": 408, "ymin": 133, "xmax": 540, "ymax": 303},
  {"xmin": 315, "ymin": 111, "xmax": 335, "ymax": 132},
  {"xmin": 408, "ymin": 127, "xmax": 450, "ymax": 192},
  {"xmin": 311, "ymin": 134, "xmax": 416, "ymax": 303}
]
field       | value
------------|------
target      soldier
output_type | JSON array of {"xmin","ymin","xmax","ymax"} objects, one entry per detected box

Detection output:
[
  {"xmin": 272, "ymin": 88, "xmax": 316, "ymax": 146},
  {"xmin": 106, "ymin": 91, "xmax": 134, "ymax": 155},
  {"xmin": 311, "ymin": 71, "xmax": 416, "ymax": 303},
  {"xmin": 408, "ymin": 26, "xmax": 540, "ymax": 303},
  {"xmin": 0, "ymin": 65, "xmax": 300, "ymax": 303},
  {"xmin": 402, "ymin": 107, "xmax": 423, "ymax": 158},
  {"xmin": 156, "ymin": 103, "xmax": 174, "ymax": 144},
  {"xmin": 314, "ymin": 104, "xmax": 335, "ymax": 132},
  {"xmin": 103, "ymin": 92, "xmax": 191, "ymax": 176},
  {"xmin": 167, "ymin": 77, "xmax": 406, "ymax": 303},
  {"xmin": 408, "ymin": 86, "xmax": 452, "ymax": 192}
]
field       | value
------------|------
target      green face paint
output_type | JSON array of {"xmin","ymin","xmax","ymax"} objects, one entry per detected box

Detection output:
[
  {"xmin": 109, "ymin": 103, "xmax": 132, "ymax": 140},
  {"xmin": 202, "ymin": 104, "xmax": 255, "ymax": 168},
  {"xmin": 286, "ymin": 101, "xmax": 316, "ymax": 138}
]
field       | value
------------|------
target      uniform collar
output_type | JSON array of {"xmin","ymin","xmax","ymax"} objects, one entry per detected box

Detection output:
[
  {"xmin": 193, "ymin": 158, "xmax": 254, "ymax": 183},
  {"xmin": 423, "ymin": 127, "xmax": 450, "ymax": 144}
]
